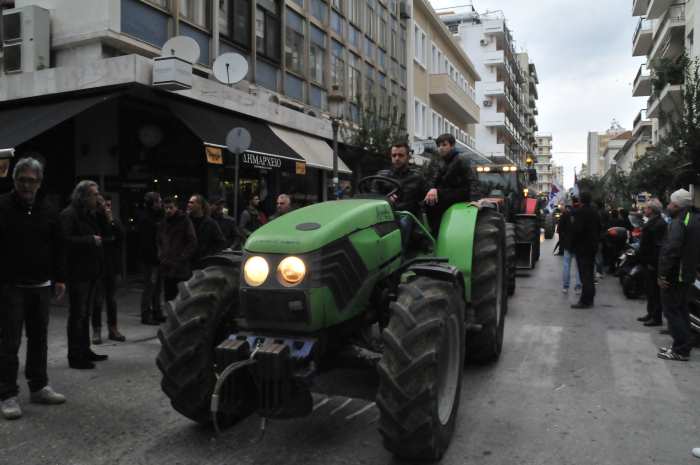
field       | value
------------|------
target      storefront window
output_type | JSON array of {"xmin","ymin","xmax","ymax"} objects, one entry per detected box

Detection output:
[
  {"xmin": 309, "ymin": 25, "xmax": 326, "ymax": 84},
  {"xmin": 180, "ymin": 0, "xmax": 208, "ymax": 28},
  {"xmin": 256, "ymin": 0, "xmax": 281, "ymax": 61},
  {"xmin": 285, "ymin": 8, "xmax": 305, "ymax": 75}
]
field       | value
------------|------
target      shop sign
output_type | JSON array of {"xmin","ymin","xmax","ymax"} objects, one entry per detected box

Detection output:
[
  {"xmin": 241, "ymin": 152, "xmax": 283, "ymax": 170},
  {"xmin": 295, "ymin": 162, "xmax": 306, "ymax": 175},
  {"xmin": 206, "ymin": 146, "xmax": 224, "ymax": 165}
]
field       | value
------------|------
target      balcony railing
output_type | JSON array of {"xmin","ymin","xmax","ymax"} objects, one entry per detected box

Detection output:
[
  {"xmin": 633, "ymin": 63, "xmax": 651, "ymax": 96},
  {"xmin": 633, "ymin": 18, "xmax": 653, "ymax": 56},
  {"xmin": 632, "ymin": 0, "xmax": 649, "ymax": 16}
]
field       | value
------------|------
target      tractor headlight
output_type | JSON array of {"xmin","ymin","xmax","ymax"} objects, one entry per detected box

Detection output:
[
  {"xmin": 244, "ymin": 256, "xmax": 269, "ymax": 287},
  {"xmin": 277, "ymin": 256, "xmax": 306, "ymax": 287}
]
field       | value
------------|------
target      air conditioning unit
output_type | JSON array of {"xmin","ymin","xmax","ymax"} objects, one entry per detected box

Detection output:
[
  {"xmin": 399, "ymin": 0, "xmax": 411, "ymax": 19},
  {"xmin": 483, "ymin": 100, "xmax": 492, "ymax": 107},
  {"xmin": 480, "ymin": 39, "xmax": 489, "ymax": 46},
  {"xmin": 1, "ymin": 5, "xmax": 50, "ymax": 75}
]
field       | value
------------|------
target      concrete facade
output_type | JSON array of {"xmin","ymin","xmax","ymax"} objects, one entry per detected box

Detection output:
[{"xmin": 534, "ymin": 133, "xmax": 555, "ymax": 194}]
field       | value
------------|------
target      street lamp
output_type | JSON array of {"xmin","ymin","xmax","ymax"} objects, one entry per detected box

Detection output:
[{"xmin": 327, "ymin": 83, "xmax": 346, "ymax": 199}]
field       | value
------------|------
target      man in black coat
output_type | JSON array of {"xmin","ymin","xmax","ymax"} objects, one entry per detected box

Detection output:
[
  {"xmin": 424, "ymin": 133, "xmax": 475, "ymax": 235},
  {"xmin": 187, "ymin": 194, "xmax": 226, "ymax": 268},
  {"xmin": 637, "ymin": 198, "xmax": 667, "ymax": 326},
  {"xmin": 0, "ymin": 158, "xmax": 67, "ymax": 420},
  {"xmin": 211, "ymin": 198, "xmax": 240, "ymax": 249},
  {"xmin": 138, "ymin": 192, "xmax": 163, "ymax": 325},
  {"xmin": 91, "ymin": 194, "xmax": 126, "ymax": 343},
  {"xmin": 557, "ymin": 204, "xmax": 581, "ymax": 293},
  {"xmin": 376, "ymin": 142, "xmax": 427, "ymax": 248},
  {"xmin": 570, "ymin": 191, "xmax": 601, "ymax": 308},
  {"xmin": 657, "ymin": 189, "xmax": 700, "ymax": 361},
  {"xmin": 60, "ymin": 180, "xmax": 109, "ymax": 369},
  {"xmin": 158, "ymin": 197, "xmax": 198, "ymax": 301}
]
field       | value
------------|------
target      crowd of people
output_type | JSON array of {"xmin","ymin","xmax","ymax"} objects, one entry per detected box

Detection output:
[{"xmin": 556, "ymin": 188, "xmax": 700, "ymax": 362}]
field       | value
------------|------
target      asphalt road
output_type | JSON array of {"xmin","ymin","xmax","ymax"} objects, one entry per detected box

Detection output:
[{"xmin": 2, "ymin": 236, "xmax": 700, "ymax": 465}]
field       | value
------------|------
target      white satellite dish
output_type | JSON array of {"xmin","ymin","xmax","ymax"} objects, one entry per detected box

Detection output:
[
  {"xmin": 226, "ymin": 127, "xmax": 251, "ymax": 155},
  {"xmin": 161, "ymin": 36, "xmax": 200, "ymax": 64},
  {"xmin": 213, "ymin": 53, "xmax": 248, "ymax": 86}
]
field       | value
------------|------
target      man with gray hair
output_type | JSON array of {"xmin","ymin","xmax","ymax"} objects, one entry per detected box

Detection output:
[
  {"xmin": 637, "ymin": 198, "xmax": 667, "ymax": 326},
  {"xmin": 60, "ymin": 180, "xmax": 109, "ymax": 369},
  {"xmin": 0, "ymin": 157, "xmax": 67, "ymax": 419},
  {"xmin": 657, "ymin": 189, "xmax": 700, "ymax": 361}
]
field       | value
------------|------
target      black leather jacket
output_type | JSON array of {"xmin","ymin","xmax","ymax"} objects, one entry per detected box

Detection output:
[
  {"xmin": 638, "ymin": 214, "xmax": 666, "ymax": 269},
  {"xmin": 659, "ymin": 208, "xmax": 700, "ymax": 285},
  {"xmin": 429, "ymin": 149, "xmax": 474, "ymax": 206},
  {"xmin": 376, "ymin": 165, "xmax": 427, "ymax": 219}
]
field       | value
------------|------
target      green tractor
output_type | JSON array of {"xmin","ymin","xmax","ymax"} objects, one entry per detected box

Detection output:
[{"xmin": 156, "ymin": 176, "xmax": 507, "ymax": 461}]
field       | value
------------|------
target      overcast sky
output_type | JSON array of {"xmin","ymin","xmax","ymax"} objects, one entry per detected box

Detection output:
[{"xmin": 429, "ymin": 0, "xmax": 645, "ymax": 188}]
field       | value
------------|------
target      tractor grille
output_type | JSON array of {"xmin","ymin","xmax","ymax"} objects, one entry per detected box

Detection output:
[
  {"xmin": 240, "ymin": 289, "xmax": 310, "ymax": 323},
  {"xmin": 309, "ymin": 237, "xmax": 367, "ymax": 310}
]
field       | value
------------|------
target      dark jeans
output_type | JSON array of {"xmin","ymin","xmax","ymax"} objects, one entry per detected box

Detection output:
[
  {"xmin": 92, "ymin": 273, "xmax": 118, "ymax": 329},
  {"xmin": 661, "ymin": 284, "xmax": 692, "ymax": 356},
  {"xmin": 576, "ymin": 252, "xmax": 596, "ymax": 305},
  {"xmin": 0, "ymin": 285, "xmax": 51, "ymax": 400},
  {"xmin": 67, "ymin": 279, "xmax": 98, "ymax": 361},
  {"xmin": 646, "ymin": 269, "xmax": 662, "ymax": 322},
  {"xmin": 163, "ymin": 277, "xmax": 180, "ymax": 303},
  {"xmin": 398, "ymin": 215, "xmax": 414, "ymax": 251},
  {"xmin": 140, "ymin": 264, "xmax": 161, "ymax": 316}
]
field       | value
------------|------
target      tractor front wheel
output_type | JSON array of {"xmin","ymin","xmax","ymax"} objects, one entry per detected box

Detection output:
[
  {"xmin": 156, "ymin": 264, "xmax": 255, "ymax": 428},
  {"xmin": 377, "ymin": 276, "xmax": 465, "ymax": 461}
]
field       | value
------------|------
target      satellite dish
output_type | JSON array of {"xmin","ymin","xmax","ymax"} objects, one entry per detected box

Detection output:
[
  {"xmin": 213, "ymin": 53, "xmax": 248, "ymax": 85},
  {"xmin": 161, "ymin": 36, "xmax": 200, "ymax": 64},
  {"xmin": 226, "ymin": 127, "xmax": 251, "ymax": 155}
]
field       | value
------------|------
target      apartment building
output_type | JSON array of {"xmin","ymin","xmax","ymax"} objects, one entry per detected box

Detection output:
[
  {"xmin": 0, "ymin": 0, "xmax": 415, "ymax": 219},
  {"xmin": 553, "ymin": 164, "xmax": 564, "ymax": 187},
  {"xmin": 632, "ymin": 0, "xmax": 695, "ymax": 146},
  {"xmin": 440, "ymin": 9, "xmax": 539, "ymax": 167},
  {"xmin": 586, "ymin": 120, "xmax": 627, "ymax": 177},
  {"xmin": 407, "ymin": 0, "xmax": 480, "ymax": 162},
  {"xmin": 602, "ymin": 131, "xmax": 632, "ymax": 175},
  {"xmin": 534, "ymin": 133, "xmax": 554, "ymax": 194}
]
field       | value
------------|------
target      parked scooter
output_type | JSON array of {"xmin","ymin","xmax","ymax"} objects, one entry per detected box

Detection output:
[{"xmin": 612, "ymin": 214, "xmax": 645, "ymax": 299}]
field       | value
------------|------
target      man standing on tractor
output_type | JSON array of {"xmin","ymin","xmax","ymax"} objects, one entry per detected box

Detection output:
[
  {"xmin": 376, "ymin": 142, "xmax": 426, "ymax": 247},
  {"xmin": 424, "ymin": 133, "xmax": 475, "ymax": 235}
]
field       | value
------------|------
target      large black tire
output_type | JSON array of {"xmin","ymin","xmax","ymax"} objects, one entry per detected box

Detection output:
[
  {"xmin": 515, "ymin": 216, "xmax": 539, "ymax": 269},
  {"xmin": 544, "ymin": 215, "xmax": 555, "ymax": 239},
  {"xmin": 377, "ymin": 276, "xmax": 465, "ymax": 461},
  {"xmin": 505, "ymin": 222, "xmax": 516, "ymax": 297},
  {"xmin": 466, "ymin": 209, "xmax": 507, "ymax": 364},
  {"xmin": 156, "ymin": 265, "xmax": 255, "ymax": 427}
]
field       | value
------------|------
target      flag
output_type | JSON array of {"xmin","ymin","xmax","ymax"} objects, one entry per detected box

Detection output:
[{"xmin": 547, "ymin": 183, "xmax": 562, "ymax": 212}]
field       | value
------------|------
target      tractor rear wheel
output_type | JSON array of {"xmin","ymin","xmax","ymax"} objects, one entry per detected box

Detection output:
[
  {"xmin": 377, "ymin": 276, "xmax": 465, "ymax": 461},
  {"xmin": 505, "ymin": 222, "xmax": 516, "ymax": 297},
  {"xmin": 466, "ymin": 209, "xmax": 507, "ymax": 364},
  {"xmin": 515, "ymin": 216, "xmax": 539, "ymax": 269},
  {"xmin": 544, "ymin": 215, "xmax": 555, "ymax": 239},
  {"xmin": 156, "ymin": 265, "xmax": 255, "ymax": 428}
]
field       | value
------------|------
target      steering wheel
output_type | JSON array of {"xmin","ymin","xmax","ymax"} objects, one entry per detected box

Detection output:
[{"xmin": 356, "ymin": 175, "xmax": 403, "ymax": 200}]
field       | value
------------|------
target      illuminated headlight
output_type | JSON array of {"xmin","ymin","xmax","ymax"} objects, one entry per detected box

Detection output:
[
  {"xmin": 476, "ymin": 166, "xmax": 484, "ymax": 172},
  {"xmin": 483, "ymin": 166, "xmax": 491, "ymax": 172},
  {"xmin": 277, "ymin": 256, "xmax": 306, "ymax": 287},
  {"xmin": 244, "ymin": 256, "xmax": 269, "ymax": 287}
]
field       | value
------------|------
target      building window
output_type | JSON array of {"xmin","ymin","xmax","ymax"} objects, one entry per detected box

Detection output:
[
  {"xmin": 331, "ymin": 10, "xmax": 343, "ymax": 35},
  {"xmin": 309, "ymin": 24, "xmax": 326, "ymax": 84},
  {"xmin": 366, "ymin": 0, "xmax": 375, "ymax": 39},
  {"xmin": 146, "ymin": 0, "xmax": 169, "ymax": 8},
  {"xmin": 413, "ymin": 25, "xmax": 426, "ymax": 68},
  {"xmin": 414, "ymin": 99, "xmax": 427, "ymax": 138},
  {"xmin": 285, "ymin": 72, "xmax": 304, "ymax": 101},
  {"xmin": 180, "ymin": 0, "xmax": 208, "ymax": 28},
  {"xmin": 349, "ymin": 25, "xmax": 361, "ymax": 48},
  {"xmin": 378, "ymin": 71, "xmax": 386, "ymax": 94},
  {"xmin": 331, "ymin": 39, "xmax": 345, "ymax": 88},
  {"xmin": 399, "ymin": 25, "xmax": 406, "ymax": 66},
  {"xmin": 365, "ymin": 37, "xmax": 374, "ymax": 61},
  {"xmin": 379, "ymin": 13, "xmax": 387, "ymax": 48},
  {"xmin": 311, "ymin": 0, "xmax": 328, "ymax": 23},
  {"xmin": 365, "ymin": 62, "xmax": 375, "ymax": 97},
  {"xmin": 349, "ymin": 52, "xmax": 362, "ymax": 102},
  {"xmin": 431, "ymin": 43, "xmax": 438, "ymax": 73},
  {"xmin": 225, "ymin": 0, "xmax": 252, "ymax": 47},
  {"xmin": 256, "ymin": 0, "xmax": 281, "ymax": 61},
  {"xmin": 309, "ymin": 84, "xmax": 327, "ymax": 109},
  {"xmin": 285, "ymin": 8, "xmax": 305, "ymax": 75},
  {"xmin": 331, "ymin": 0, "xmax": 343, "ymax": 12}
]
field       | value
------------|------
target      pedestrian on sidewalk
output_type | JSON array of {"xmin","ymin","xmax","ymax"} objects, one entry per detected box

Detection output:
[
  {"xmin": 138, "ymin": 192, "xmax": 164, "ymax": 325},
  {"xmin": 211, "ymin": 198, "xmax": 240, "ymax": 250},
  {"xmin": 158, "ymin": 196, "xmax": 197, "ymax": 302},
  {"xmin": 0, "ymin": 158, "xmax": 67, "ymax": 420},
  {"xmin": 657, "ymin": 189, "xmax": 700, "ymax": 361},
  {"xmin": 557, "ymin": 204, "xmax": 581, "ymax": 294},
  {"xmin": 570, "ymin": 191, "xmax": 601, "ymax": 309},
  {"xmin": 270, "ymin": 193, "xmax": 295, "ymax": 220},
  {"xmin": 91, "ymin": 194, "xmax": 126, "ymax": 344},
  {"xmin": 594, "ymin": 200, "xmax": 609, "ymax": 280},
  {"xmin": 637, "ymin": 198, "xmax": 666, "ymax": 327},
  {"xmin": 60, "ymin": 180, "xmax": 109, "ymax": 369},
  {"xmin": 187, "ymin": 194, "xmax": 225, "ymax": 269},
  {"xmin": 239, "ymin": 194, "xmax": 264, "ymax": 240}
]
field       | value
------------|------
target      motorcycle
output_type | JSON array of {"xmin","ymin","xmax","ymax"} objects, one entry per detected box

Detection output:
[{"xmin": 616, "ymin": 241, "xmax": 646, "ymax": 299}]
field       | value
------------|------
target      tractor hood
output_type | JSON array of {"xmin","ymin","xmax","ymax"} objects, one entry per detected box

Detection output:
[{"xmin": 245, "ymin": 199, "xmax": 395, "ymax": 254}]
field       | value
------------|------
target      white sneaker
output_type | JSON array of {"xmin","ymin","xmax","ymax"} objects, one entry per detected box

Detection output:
[
  {"xmin": 692, "ymin": 447, "xmax": 700, "ymax": 458},
  {"xmin": 1, "ymin": 397, "xmax": 22, "ymax": 420},
  {"xmin": 30, "ymin": 386, "xmax": 66, "ymax": 405}
]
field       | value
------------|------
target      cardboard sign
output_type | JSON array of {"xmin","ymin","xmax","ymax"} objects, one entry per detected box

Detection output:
[
  {"xmin": 295, "ymin": 161, "xmax": 306, "ymax": 175},
  {"xmin": 206, "ymin": 146, "xmax": 223, "ymax": 165}
]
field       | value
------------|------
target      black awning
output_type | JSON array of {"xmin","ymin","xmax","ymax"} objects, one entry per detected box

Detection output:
[
  {"xmin": 0, "ymin": 92, "xmax": 119, "ymax": 150},
  {"xmin": 167, "ymin": 98, "xmax": 305, "ymax": 163}
]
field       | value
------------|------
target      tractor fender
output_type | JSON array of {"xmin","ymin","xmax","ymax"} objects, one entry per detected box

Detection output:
[
  {"xmin": 197, "ymin": 250, "xmax": 243, "ymax": 270},
  {"xmin": 407, "ymin": 262, "xmax": 465, "ymax": 291}
]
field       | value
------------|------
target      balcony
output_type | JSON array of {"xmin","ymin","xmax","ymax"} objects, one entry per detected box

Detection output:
[
  {"xmin": 429, "ymin": 73, "xmax": 479, "ymax": 124},
  {"xmin": 647, "ymin": 83, "xmax": 682, "ymax": 118},
  {"xmin": 633, "ymin": 0, "xmax": 649, "ymax": 16},
  {"xmin": 648, "ymin": 4, "xmax": 685, "ymax": 62},
  {"xmin": 483, "ymin": 50, "xmax": 505, "ymax": 67},
  {"xmin": 482, "ymin": 81, "xmax": 505, "ymax": 97},
  {"xmin": 646, "ymin": 0, "xmax": 673, "ymax": 19},
  {"xmin": 482, "ymin": 111, "xmax": 517, "ymax": 140},
  {"xmin": 632, "ymin": 109, "xmax": 653, "ymax": 137},
  {"xmin": 633, "ymin": 18, "xmax": 653, "ymax": 56},
  {"xmin": 483, "ymin": 18, "xmax": 505, "ymax": 36},
  {"xmin": 633, "ymin": 63, "xmax": 651, "ymax": 96}
]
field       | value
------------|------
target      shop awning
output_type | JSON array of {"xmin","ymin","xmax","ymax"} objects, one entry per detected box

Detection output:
[
  {"xmin": 0, "ymin": 92, "xmax": 118, "ymax": 150},
  {"xmin": 269, "ymin": 125, "xmax": 351, "ymax": 174},
  {"xmin": 167, "ymin": 99, "xmax": 305, "ymax": 163}
]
